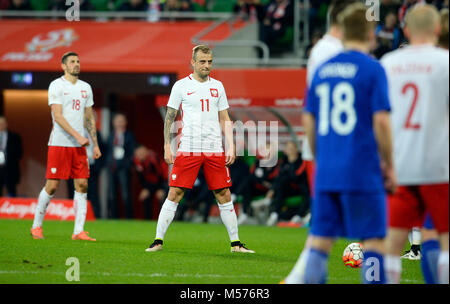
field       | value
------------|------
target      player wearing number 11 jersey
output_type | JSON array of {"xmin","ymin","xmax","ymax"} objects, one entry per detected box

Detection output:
[
  {"xmin": 299, "ymin": 3, "xmax": 396, "ymax": 284},
  {"xmin": 146, "ymin": 45, "xmax": 254, "ymax": 253}
]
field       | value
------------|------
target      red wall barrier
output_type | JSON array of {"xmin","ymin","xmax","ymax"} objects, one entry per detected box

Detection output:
[{"xmin": 0, "ymin": 197, "xmax": 96, "ymax": 221}]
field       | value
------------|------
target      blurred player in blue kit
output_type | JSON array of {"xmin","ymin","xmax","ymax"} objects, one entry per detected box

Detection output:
[{"xmin": 289, "ymin": 3, "xmax": 397, "ymax": 284}]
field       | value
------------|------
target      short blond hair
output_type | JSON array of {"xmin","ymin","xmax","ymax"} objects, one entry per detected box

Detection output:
[
  {"xmin": 405, "ymin": 4, "xmax": 440, "ymax": 35},
  {"xmin": 192, "ymin": 45, "xmax": 212, "ymax": 61},
  {"xmin": 338, "ymin": 2, "xmax": 376, "ymax": 42},
  {"xmin": 439, "ymin": 8, "xmax": 449, "ymax": 49}
]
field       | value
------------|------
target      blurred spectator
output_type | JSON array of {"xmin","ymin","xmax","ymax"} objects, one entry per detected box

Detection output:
[
  {"xmin": 258, "ymin": 0, "xmax": 294, "ymax": 57},
  {"xmin": 106, "ymin": 113, "xmax": 136, "ymax": 219},
  {"xmin": 380, "ymin": 0, "xmax": 402, "ymax": 23},
  {"xmin": 233, "ymin": 0, "xmax": 264, "ymax": 22},
  {"xmin": 374, "ymin": 10, "xmax": 402, "ymax": 58},
  {"xmin": 438, "ymin": 8, "xmax": 449, "ymax": 49},
  {"xmin": 237, "ymin": 143, "xmax": 279, "ymax": 225},
  {"xmin": 228, "ymin": 155, "xmax": 250, "ymax": 203},
  {"xmin": 49, "ymin": 0, "xmax": 94, "ymax": 11},
  {"xmin": 398, "ymin": 0, "xmax": 425, "ymax": 27},
  {"xmin": 0, "ymin": 116, "xmax": 23, "ymax": 197},
  {"xmin": 266, "ymin": 140, "xmax": 310, "ymax": 226},
  {"xmin": 117, "ymin": 0, "xmax": 148, "ymax": 11},
  {"xmin": 133, "ymin": 145, "xmax": 166, "ymax": 220},
  {"xmin": 7, "ymin": 0, "xmax": 31, "ymax": 10}
]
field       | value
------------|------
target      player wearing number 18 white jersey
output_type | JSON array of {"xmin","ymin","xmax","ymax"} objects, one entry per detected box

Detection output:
[
  {"xmin": 381, "ymin": 4, "xmax": 449, "ymax": 284},
  {"xmin": 31, "ymin": 52, "xmax": 101, "ymax": 242}
]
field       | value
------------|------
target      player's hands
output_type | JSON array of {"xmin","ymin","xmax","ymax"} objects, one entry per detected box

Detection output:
[
  {"xmin": 93, "ymin": 146, "xmax": 102, "ymax": 159},
  {"xmin": 381, "ymin": 162, "xmax": 397, "ymax": 194},
  {"xmin": 225, "ymin": 149, "xmax": 235, "ymax": 167},
  {"xmin": 77, "ymin": 136, "xmax": 89, "ymax": 147},
  {"xmin": 139, "ymin": 189, "xmax": 150, "ymax": 202},
  {"xmin": 164, "ymin": 145, "xmax": 174, "ymax": 165}
]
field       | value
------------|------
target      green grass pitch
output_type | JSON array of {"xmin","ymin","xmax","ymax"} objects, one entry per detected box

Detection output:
[{"xmin": 0, "ymin": 219, "xmax": 424, "ymax": 284}]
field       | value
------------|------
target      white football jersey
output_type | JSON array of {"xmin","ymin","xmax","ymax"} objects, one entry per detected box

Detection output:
[
  {"xmin": 167, "ymin": 74, "xmax": 229, "ymax": 153},
  {"xmin": 303, "ymin": 34, "xmax": 344, "ymax": 160},
  {"xmin": 381, "ymin": 44, "xmax": 449, "ymax": 185},
  {"xmin": 48, "ymin": 76, "xmax": 94, "ymax": 147}
]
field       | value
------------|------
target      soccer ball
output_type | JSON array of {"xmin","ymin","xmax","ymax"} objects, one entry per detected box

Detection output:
[{"xmin": 342, "ymin": 242, "xmax": 364, "ymax": 268}]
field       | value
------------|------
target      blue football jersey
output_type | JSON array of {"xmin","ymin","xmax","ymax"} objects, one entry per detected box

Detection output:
[{"xmin": 305, "ymin": 50, "xmax": 391, "ymax": 192}]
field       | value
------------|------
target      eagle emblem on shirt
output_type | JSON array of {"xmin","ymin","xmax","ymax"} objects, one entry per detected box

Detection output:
[{"xmin": 210, "ymin": 88, "xmax": 218, "ymax": 98}]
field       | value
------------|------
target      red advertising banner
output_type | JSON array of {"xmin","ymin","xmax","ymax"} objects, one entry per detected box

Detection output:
[{"xmin": 0, "ymin": 197, "xmax": 96, "ymax": 221}]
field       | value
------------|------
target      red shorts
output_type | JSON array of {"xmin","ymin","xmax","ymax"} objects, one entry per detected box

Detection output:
[
  {"xmin": 169, "ymin": 152, "xmax": 231, "ymax": 190},
  {"xmin": 388, "ymin": 183, "xmax": 449, "ymax": 233},
  {"xmin": 46, "ymin": 146, "xmax": 90, "ymax": 180}
]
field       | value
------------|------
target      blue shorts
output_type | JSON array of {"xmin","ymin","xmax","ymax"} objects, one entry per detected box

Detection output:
[
  {"xmin": 310, "ymin": 191, "xmax": 387, "ymax": 240},
  {"xmin": 423, "ymin": 213, "xmax": 435, "ymax": 230}
]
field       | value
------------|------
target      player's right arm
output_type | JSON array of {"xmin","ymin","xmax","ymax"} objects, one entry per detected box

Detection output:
[
  {"xmin": 371, "ymin": 64, "xmax": 397, "ymax": 193},
  {"xmin": 163, "ymin": 106, "xmax": 178, "ymax": 164},
  {"xmin": 51, "ymin": 104, "xmax": 89, "ymax": 146},
  {"xmin": 373, "ymin": 111, "xmax": 396, "ymax": 193}
]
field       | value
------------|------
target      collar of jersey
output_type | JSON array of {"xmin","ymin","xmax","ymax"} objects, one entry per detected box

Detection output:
[{"xmin": 188, "ymin": 73, "xmax": 210, "ymax": 85}]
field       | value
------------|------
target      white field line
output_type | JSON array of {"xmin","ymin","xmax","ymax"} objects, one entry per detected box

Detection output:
[{"xmin": 0, "ymin": 270, "xmax": 422, "ymax": 283}]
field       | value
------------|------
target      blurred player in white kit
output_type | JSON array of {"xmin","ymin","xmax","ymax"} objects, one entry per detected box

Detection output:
[{"xmin": 382, "ymin": 5, "xmax": 449, "ymax": 284}]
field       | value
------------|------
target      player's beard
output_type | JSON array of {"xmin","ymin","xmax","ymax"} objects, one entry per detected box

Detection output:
[
  {"xmin": 70, "ymin": 67, "xmax": 80, "ymax": 77},
  {"xmin": 197, "ymin": 68, "xmax": 210, "ymax": 80}
]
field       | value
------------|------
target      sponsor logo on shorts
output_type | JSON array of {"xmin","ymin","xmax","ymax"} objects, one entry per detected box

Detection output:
[
  {"xmin": 172, "ymin": 174, "xmax": 177, "ymax": 180},
  {"xmin": 227, "ymin": 179, "xmax": 231, "ymax": 183},
  {"xmin": 51, "ymin": 168, "xmax": 57, "ymax": 174}
]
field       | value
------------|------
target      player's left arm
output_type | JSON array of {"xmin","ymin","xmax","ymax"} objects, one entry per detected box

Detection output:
[
  {"xmin": 84, "ymin": 106, "xmax": 102, "ymax": 159},
  {"xmin": 219, "ymin": 109, "xmax": 235, "ymax": 166}
]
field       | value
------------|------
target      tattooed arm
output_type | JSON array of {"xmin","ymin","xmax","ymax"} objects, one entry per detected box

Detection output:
[
  {"xmin": 164, "ymin": 106, "xmax": 178, "ymax": 164},
  {"xmin": 84, "ymin": 106, "xmax": 102, "ymax": 159}
]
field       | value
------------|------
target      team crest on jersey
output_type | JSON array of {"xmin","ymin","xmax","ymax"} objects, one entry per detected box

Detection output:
[
  {"xmin": 81, "ymin": 90, "xmax": 87, "ymax": 99},
  {"xmin": 210, "ymin": 88, "xmax": 218, "ymax": 98}
]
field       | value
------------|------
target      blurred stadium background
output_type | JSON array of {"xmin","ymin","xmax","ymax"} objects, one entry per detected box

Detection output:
[{"xmin": 0, "ymin": 0, "xmax": 447, "ymax": 221}]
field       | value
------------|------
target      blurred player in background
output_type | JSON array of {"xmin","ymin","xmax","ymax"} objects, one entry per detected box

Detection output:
[
  {"xmin": 284, "ymin": 0, "xmax": 355, "ymax": 284},
  {"xmin": 292, "ymin": 3, "xmax": 396, "ymax": 284},
  {"xmin": 30, "ymin": 52, "xmax": 101, "ymax": 241},
  {"xmin": 382, "ymin": 4, "xmax": 449, "ymax": 284},
  {"xmin": 145, "ymin": 45, "xmax": 254, "ymax": 253}
]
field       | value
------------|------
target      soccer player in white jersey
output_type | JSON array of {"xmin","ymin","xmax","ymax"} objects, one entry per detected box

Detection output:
[
  {"xmin": 30, "ymin": 52, "xmax": 101, "ymax": 241},
  {"xmin": 381, "ymin": 5, "xmax": 449, "ymax": 284},
  {"xmin": 284, "ymin": 1, "xmax": 354, "ymax": 284},
  {"xmin": 146, "ymin": 45, "xmax": 254, "ymax": 253}
]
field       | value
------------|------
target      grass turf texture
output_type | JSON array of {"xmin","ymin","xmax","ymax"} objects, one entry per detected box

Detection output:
[{"xmin": 0, "ymin": 219, "xmax": 424, "ymax": 284}]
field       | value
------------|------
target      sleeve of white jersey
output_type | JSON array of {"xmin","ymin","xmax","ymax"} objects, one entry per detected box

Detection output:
[
  {"xmin": 167, "ymin": 81, "xmax": 182, "ymax": 110},
  {"xmin": 48, "ymin": 81, "xmax": 62, "ymax": 106},
  {"xmin": 217, "ymin": 82, "xmax": 229, "ymax": 111},
  {"xmin": 86, "ymin": 84, "xmax": 94, "ymax": 107}
]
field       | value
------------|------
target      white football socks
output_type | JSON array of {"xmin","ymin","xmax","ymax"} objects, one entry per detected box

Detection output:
[
  {"xmin": 73, "ymin": 191, "xmax": 88, "ymax": 235},
  {"xmin": 218, "ymin": 201, "xmax": 239, "ymax": 242},
  {"xmin": 32, "ymin": 187, "xmax": 53, "ymax": 229},
  {"xmin": 385, "ymin": 254, "xmax": 401, "ymax": 284},
  {"xmin": 285, "ymin": 248, "xmax": 311, "ymax": 284},
  {"xmin": 155, "ymin": 199, "xmax": 178, "ymax": 240},
  {"xmin": 438, "ymin": 251, "xmax": 449, "ymax": 284}
]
